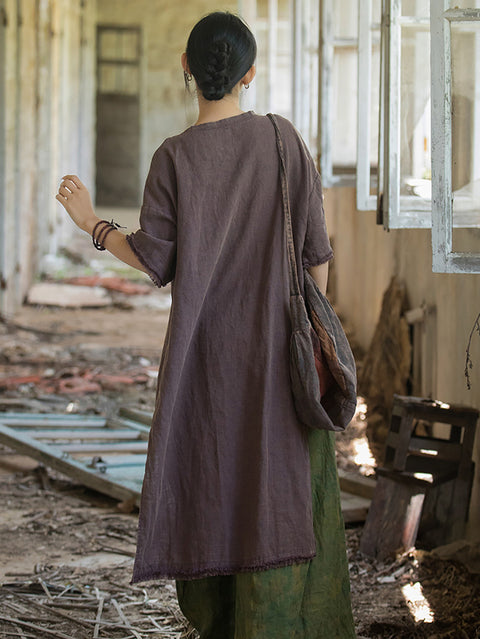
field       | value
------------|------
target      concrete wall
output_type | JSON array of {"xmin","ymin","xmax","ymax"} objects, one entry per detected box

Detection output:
[
  {"xmin": 325, "ymin": 186, "xmax": 480, "ymax": 535},
  {"xmin": 0, "ymin": 0, "xmax": 96, "ymax": 316},
  {"xmin": 96, "ymin": 0, "xmax": 238, "ymax": 191}
]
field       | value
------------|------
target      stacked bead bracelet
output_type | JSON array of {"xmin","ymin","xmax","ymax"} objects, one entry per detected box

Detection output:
[{"xmin": 92, "ymin": 219, "xmax": 126, "ymax": 250}]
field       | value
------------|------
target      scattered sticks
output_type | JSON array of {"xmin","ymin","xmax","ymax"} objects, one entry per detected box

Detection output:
[{"xmin": 0, "ymin": 565, "xmax": 196, "ymax": 638}]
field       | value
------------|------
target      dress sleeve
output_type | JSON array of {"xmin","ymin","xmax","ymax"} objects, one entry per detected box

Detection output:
[
  {"xmin": 302, "ymin": 174, "xmax": 333, "ymax": 269},
  {"xmin": 126, "ymin": 145, "xmax": 177, "ymax": 287}
]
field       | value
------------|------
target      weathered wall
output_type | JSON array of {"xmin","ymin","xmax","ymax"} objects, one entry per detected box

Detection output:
[
  {"xmin": 96, "ymin": 0, "xmax": 238, "ymax": 191},
  {"xmin": 0, "ymin": 0, "xmax": 96, "ymax": 316},
  {"xmin": 325, "ymin": 186, "xmax": 480, "ymax": 536}
]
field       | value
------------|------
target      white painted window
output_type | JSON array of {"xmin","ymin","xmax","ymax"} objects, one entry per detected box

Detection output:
[
  {"xmin": 292, "ymin": 0, "xmax": 320, "ymax": 156},
  {"xmin": 378, "ymin": 0, "xmax": 433, "ymax": 229},
  {"xmin": 431, "ymin": 0, "xmax": 480, "ymax": 273},
  {"xmin": 319, "ymin": 0, "xmax": 359, "ymax": 187},
  {"xmin": 244, "ymin": 0, "xmax": 320, "ymax": 155},
  {"xmin": 356, "ymin": 0, "xmax": 382, "ymax": 211},
  {"xmin": 251, "ymin": 0, "xmax": 293, "ymax": 118}
]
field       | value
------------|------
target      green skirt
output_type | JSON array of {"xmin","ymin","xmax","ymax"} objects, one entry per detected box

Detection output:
[{"xmin": 176, "ymin": 429, "xmax": 356, "ymax": 639}]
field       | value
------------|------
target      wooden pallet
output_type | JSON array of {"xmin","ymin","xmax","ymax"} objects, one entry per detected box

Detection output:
[{"xmin": 0, "ymin": 410, "xmax": 150, "ymax": 505}]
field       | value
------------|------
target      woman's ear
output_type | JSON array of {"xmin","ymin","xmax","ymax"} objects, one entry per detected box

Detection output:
[
  {"xmin": 242, "ymin": 64, "xmax": 256, "ymax": 87},
  {"xmin": 181, "ymin": 52, "xmax": 190, "ymax": 74}
]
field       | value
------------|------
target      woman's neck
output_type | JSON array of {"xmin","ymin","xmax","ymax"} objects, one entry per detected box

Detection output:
[{"xmin": 195, "ymin": 92, "xmax": 244, "ymax": 125}]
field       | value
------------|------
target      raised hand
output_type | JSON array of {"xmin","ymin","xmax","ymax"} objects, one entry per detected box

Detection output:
[{"xmin": 56, "ymin": 175, "xmax": 98, "ymax": 233}]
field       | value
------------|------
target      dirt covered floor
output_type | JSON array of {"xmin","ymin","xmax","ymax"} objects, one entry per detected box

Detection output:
[{"xmin": 1, "ymin": 250, "xmax": 479, "ymax": 638}]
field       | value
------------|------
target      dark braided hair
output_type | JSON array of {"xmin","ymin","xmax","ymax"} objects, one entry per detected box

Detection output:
[{"xmin": 186, "ymin": 12, "xmax": 256, "ymax": 101}]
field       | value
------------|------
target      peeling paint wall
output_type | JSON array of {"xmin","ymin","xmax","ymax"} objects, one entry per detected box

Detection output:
[
  {"xmin": 0, "ymin": 0, "xmax": 96, "ymax": 316},
  {"xmin": 325, "ymin": 186, "xmax": 480, "ymax": 536},
  {"xmin": 95, "ymin": 0, "xmax": 238, "ymax": 192}
]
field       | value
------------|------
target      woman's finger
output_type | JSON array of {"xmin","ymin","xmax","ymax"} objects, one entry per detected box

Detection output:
[
  {"xmin": 58, "ymin": 185, "xmax": 72, "ymax": 197},
  {"xmin": 62, "ymin": 175, "xmax": 83, "ymax": 189},
  {"xmin": 60, "ymin": 179, "xmax": 77, "ymax": 192}
]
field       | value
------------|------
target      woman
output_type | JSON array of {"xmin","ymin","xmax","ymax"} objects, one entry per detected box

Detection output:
[{"xmin": 56, "ymin": 11, "xmax": 355, "ymax": 638}]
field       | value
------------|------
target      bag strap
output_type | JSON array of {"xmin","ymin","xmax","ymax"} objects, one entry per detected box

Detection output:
[{"xmin": 267, "ymin": 113, "xmax": 301, "ymax": 298}]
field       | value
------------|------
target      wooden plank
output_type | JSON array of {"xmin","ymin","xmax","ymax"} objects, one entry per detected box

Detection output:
[
  {"xmin": 0, "ymin": 423, "xmax": 142, "ymax": 505},
  {"xmin": 0, "ymin": 413, "xmax": 106, "ymax": 428},
  {"xmin": 340, "ymin": 491, "xmax": 370, "ymax": 523},
  {"xmin": 337, "ymin": 469, "xmax": 376, "ymax": 499},
  {"xmin": 74, "ymin": 453, "xmax": 147, "ymax": 467},
  {"xmin": 27, "ymin": 429, "xmax": 142, "ymax": 441},
  {"xmin": 106, "ymin": 416, "xmax": 150, "ymax": 439},
  {"xmin": 118, "ymin": 406, "xmax": 153, "ymax": 426},
  {"xmin": 360, "ymin": 476, "xmax": 427, "ymax": 559},
  {"xmin": 408, "ymin": 436, "xmax": 462, "ymax": 461}
]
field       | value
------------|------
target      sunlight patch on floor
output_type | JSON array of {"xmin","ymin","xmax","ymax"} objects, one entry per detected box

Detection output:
[
  {"xmin": 401, "ymin": 581, "xmax": 435, "ymax": 623},
  {"xmin": 352, "ymin": 437, "xmax": 376, "ymax": 474}
]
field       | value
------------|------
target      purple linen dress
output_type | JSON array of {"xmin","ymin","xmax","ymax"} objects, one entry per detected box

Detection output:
[{"xmin": 127, "ymin": 112, "xmax": 333, "ymax": 581}]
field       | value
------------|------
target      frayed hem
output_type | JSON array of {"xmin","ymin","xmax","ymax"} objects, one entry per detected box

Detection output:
[
  {"xmin": 126, "ymin": 234, "xmax": 164, "ymax": 288},
  {"xmin": 130, "ymin": 551, "xmax": 316, "ymax": 583}
]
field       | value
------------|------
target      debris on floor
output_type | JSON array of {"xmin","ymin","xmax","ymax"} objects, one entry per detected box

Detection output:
[
  {"xmin": 27, "ymin": 282, "xmax": 113, "ymax": 308},
  {"xmin": 1, "ymin": 266, "xmax": 479, "ymax": 638},
  {"xmin": 63, "ymin": 275, "xmax": 153, "ymax": 295}
]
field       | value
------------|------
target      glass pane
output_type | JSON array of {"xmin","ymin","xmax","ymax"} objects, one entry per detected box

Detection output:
[
  {"xmin": 370, "ymin": 23, "xmax": 381, "ymax": 180},
  {"xmin": 451, "ymin": 20, "xmax": 480, "ymax": 250},
  {"xmin": 252, "ymin": 0, "xmax": 292, "ymax": 118},
  {"xmin": 399, "ymin": 22, "xmax": 431, "ymax": 202},
  {"xmin": 257, "ymin": 0, "xmax": 268, "ymax": 19},
  {"xmin": 255, "ymin": 20, "xmax": 269, "ymax": 113},
  {"xmin": 99, "ymin": 30, "xmax": 118, "ymax": 59},
  {"xmin": 449, "ymin": 0, "xmax": 480, "ymax": 9},
  {"xmin": 332, "ymin": 49, "xmax": 357, "ymax": 167},
  {"xmin": 276, "ymin": 19, "xmax": 292, "ymax": 115},
  {"xmin": 334, "ymin": 0, "xmax": 357, "ymax": 39},
  {"xmin": 99, "ymin": 64, "xmax": 116, "ymax": 93},
  {"xmin": 278, "ymin": 0, "xmax": 289, "ymax": 20},
  {"xmin": 120, "ymin": 65, "xmax": 139, "ymax": 94},
  {"xmin": 331, "ymin": 0, "xmax": 358, "ymax": 170},
  {"xmin": 121, "ymin": 31, "xmax": 139, "ymax": 62},
  {"xmin": 401, "ymin": 0, "xmax": 429, "ymax": 18}
]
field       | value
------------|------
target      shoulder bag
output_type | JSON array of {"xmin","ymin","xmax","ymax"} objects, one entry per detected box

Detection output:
[{"xmin": 267, "ymin": 113, "xmax": 357, "ymax": 432}]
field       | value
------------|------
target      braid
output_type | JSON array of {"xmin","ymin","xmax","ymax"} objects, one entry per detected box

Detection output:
[
  {"xmin": 202, "ymin": 41, "xmax": 231, "ymax": 101},
  {"xmin": 185, "ymin": 12, "xmax": 257, "ymax": 102}
]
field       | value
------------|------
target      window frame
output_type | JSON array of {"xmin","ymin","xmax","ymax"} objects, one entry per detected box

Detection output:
[
  {"xmin": 430, "ymin": 1, "xmax": 480, "ymax": 273},
  {"xmin": 319, "ymin": 0, "xmax": 358, "ymax": 187},
  {"xmin": 292, "ymin": 0, "xmax": 320, "ymax": 155},
  {"xmin": 379, "ymin": 0, "xmax": 432, "ymax": 229},
  {"xmin": 356, "ymin": 0, "xmax": 381, "ymax": 211}
]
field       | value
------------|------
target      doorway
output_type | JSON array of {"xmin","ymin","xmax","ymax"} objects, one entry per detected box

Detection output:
[{"xmin": 96, "ymin": 26, "xmax": 141, "ymax": 206}]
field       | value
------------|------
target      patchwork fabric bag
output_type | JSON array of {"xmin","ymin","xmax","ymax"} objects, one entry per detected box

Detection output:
[{"xmin": 267, "ymin": 113, "xmax": 357, "ymax": 432}]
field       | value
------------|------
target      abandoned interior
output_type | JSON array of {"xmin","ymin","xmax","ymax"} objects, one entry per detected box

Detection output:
[{"xmin": 1, "ymin": 0, "xmax": 480, "ymax": 637}]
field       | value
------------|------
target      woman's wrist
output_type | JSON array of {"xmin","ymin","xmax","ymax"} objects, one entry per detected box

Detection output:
[{"xmin": 83, "ymin": 215, "xmax": 101, "ymax": 235}]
